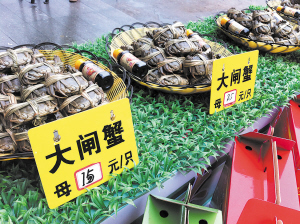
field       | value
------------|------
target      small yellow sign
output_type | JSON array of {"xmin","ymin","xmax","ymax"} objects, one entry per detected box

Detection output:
[
  {"xmin": 209, "ymin": 50, "xmax": 259, "ymax": 114},
  {"xmin": 28, "ymin": 98, "xmax": 139, "ymax": 209}
]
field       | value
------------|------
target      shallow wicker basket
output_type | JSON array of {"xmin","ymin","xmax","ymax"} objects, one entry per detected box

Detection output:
[
  {"xmin": 267, "ymin": 0, "xmax": 300, "ymax": 24},
  {"xmin": 106, "ymin": 22, "xmax": 234, "ymax": 95},
  {"xmin": 215, "ymin": 11, "xmax": 300, "ymax": 53},
  {"xmin": 0, "ymin": 42, "xmax": 129, "ymax": 161}
]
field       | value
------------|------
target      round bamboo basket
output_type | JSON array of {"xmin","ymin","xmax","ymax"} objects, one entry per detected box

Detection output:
[
  {"xmin": 0, "ymin": 42, "xmax": 130, "ymax": 161},
  {"xmin": 106, "ymin": 22, "xmax": 234, "ymax": 95},
  {"xmin": 215, "ymin": 10, "xmax": 300, "ymax": 53}
]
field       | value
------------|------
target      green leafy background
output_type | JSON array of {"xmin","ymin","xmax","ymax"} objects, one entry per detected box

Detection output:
[{"xmin": 1, "ymin": 5, "xmax": 300, "ymax": 223}]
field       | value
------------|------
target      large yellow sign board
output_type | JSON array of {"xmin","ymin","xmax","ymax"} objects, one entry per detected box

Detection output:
[
  {"xmin": 209, "ymin": 50, "xmax": 259, "ymax": 114},
  {"xmin": 28, "ymin": 98, "xmax": 139, "ymax": 209}
]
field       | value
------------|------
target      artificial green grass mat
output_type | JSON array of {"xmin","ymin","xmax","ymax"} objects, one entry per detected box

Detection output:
[{"xmin": 1, "ymin": 7, "xmax": 300, "ymax": 223}]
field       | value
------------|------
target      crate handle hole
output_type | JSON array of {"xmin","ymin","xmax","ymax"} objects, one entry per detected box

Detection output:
[
  {"xmin": 159, "ymin": 210, "xmax": 168, "ymax": 218},
  {"xmin": 245, "ymin": 146, "xmax": 252, "ymax": 151}
]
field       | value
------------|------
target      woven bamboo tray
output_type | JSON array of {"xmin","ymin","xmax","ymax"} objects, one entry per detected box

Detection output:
[
  {"xmin": 215, "ymin": 11, "xmax": 300, "ymax": 53},
  {"xmin": 106, "ymin": 22, "xmax": 234, "ymax": 95},
  {"xmin": 0, "ymin": 42, "xmax": 129, "ymax": 161},
  {"xmin": 267, "ymin": 0, "xmax": 300, "ymax": 25}
]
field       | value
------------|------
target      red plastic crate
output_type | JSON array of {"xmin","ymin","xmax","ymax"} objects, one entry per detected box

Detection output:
[{"xmin": 226, "ymin": 132, "xmax": 299, "ymax": 224}]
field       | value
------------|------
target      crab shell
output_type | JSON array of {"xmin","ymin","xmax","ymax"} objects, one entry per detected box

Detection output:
[
  {"xmin": 273, "ymin": 23, "xmax": 293, "ymax": 38},
  {"xmin": 157, "ymin": 74, "xmax": 189, "ymax": 86},
  {"xmin": 236, "ymin": 12, "xmax": 253, "ymax": 29},
  {"xmin": 144, "ymin": 68, "xmax": 163, "ymax": 83},
  {"xmin": 252, "ymin": 10, "xmax": 273, "ymax": 24},
  {"xmin": 21, "ymin": 83, "xmax": 48, "ymax": 101},
  {"xmin": 59, "ymin": 83, "xmax": 108, "ymax": 115},
  {"xmin": 157, "ymin": 57, "xmax": 184, "ymax": 75},
  {"xmin": 0, "ymin": 74, "xmax": 21, "ymax": 95},
  {"xmin": 0, "ymin": 47, "xmax": 33, "ymax": 71},
  {"xmin": 131, "ymin": 37, "xmax": 155, "ymax": 57},
  {"xmin": 227, "ymin": 8, "xmax": 242, "ymax": 20},
  {"xmin": 139, "ymin": 46, "xmax": 166, "ymax": 68},
  {"xmin": 45, "ymin": 72, "xmax": 89, "ymax": 98},
  {"xmin": 147, "ymin": 22, "xmax": 186, "ymax": 47},
  {"xmin": 14, "ymin": 130, "xmax": 32, "ymax": 153},
  {"xmin": 183, "ymin": 53, "xmax": 214, "ymax": 79},
  {"xmin": 0, "ymin": 131, "xmax": 17, "ymax": 153},
  {"xmin": 0, "ymin": 94, "xmax": 20, "ymax": 114},
  {"xmin": 252, "ymin": 20, "xmax": 273, "ymax": 35},
  {"xmin": 19, "ymin": 62, "xmax": 62, "ymax": 85},
  {"xmin": 164, "ymin": 37, "xmax": 202, "ymax": 57}
]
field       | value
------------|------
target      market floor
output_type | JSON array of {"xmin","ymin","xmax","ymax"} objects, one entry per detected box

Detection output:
[{"xmin": 0, "ymin": 0, "xmax": 266, "ymax": 47}]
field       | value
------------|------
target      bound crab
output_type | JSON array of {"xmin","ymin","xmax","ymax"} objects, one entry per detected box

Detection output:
[
  {"xmin": 157, "ymin": 74, "xmax": 188, "ymax": 85},
  {"xmin": 0, "ymin": 94, "xmax": 20, "ymax": 114},
  {"xmin": 14, "ymin": 126, "xmax": 32, "ymax": 153},
  {"xmin": 164, "ymin": 38, "xmax": 202, "ymax": 56},
  {"xmin": 0, "ymin": 74, "xmax": 21, "ymax": 95},
  {"xmin": 0, "ymin": 130, "xmax": 17, "ymax": 154},
  {"xmin": 59, "ymin": 82, "xmax": 109, "ymax": 115},
  {"xmin": 45, "ymin": 72, "xmax": 89, "ymax": 98},
  {"xmin": 18, "ymin": 55, "xmax": 63, "ymax": 85},
  {"xmin": 183, "ymin": 52, "xmax": 218, "ymax": 80},
  {"xmin": 0, "ymin": 47, "xmax": 33, "ymax": 71},
  {"xmin": 147, "ymin": 22, "xmax": 186, "ymax": 47},
  {"xmin": 4, "ymin": 95, "xmax": 59, "ymax": 127},
  {"xmin": 21, "ymin": 83, "xmax": 48, "ymax": 101}
]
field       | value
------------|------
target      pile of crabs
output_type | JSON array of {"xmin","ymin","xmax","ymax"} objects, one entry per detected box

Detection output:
[
  {"xmin": 0, "ymin": 47, "xmax": 109, "ymax": 155},
  {"xmin": 227, "ymin": 7, "xmax": 300, "ymax": 45},
  {"xmin": 121, "ymin": 22, "xmax": 222, "ymax": 86}
]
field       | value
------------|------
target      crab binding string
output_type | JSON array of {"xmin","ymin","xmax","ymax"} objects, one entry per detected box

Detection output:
[
  {"xmin": 0, "ymin": 130, "xmax": 17, "ymax": 154},
  {"xmin": 0, "ymin": 74, "xmax": 19, "ymax": 84},
  {"xmin": 21, "ymin": 83, "xmax": 46, "ymax": 101}
]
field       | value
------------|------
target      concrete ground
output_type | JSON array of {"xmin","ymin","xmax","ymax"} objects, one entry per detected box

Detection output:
[{"xmin": 0, "ymin": 0, "xmax": 266, "ymax": 47}]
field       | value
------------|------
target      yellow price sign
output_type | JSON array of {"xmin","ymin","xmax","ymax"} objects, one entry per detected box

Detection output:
[
  {"xmin": 209, "ymin": 50, "xmax": 259, "ymax": 114},
  {"xmin": 28, "ymin": 98, "xmax": 139, "ymax": 209}
]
